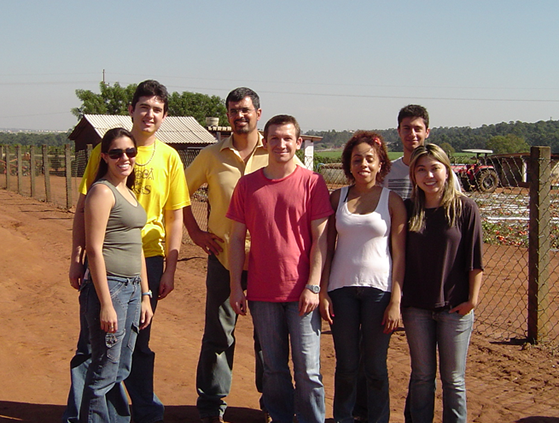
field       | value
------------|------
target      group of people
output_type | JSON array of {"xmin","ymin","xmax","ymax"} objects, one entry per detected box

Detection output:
[{"xmin": 62, "ymin": 80, "xmax": 483, "ymax": 423}]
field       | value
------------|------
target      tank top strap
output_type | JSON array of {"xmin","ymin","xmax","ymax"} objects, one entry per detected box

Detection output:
[
  {"xmin": 338, "ymin": 185, "xmax": 350, "ymax": 213},
  {"xmin": 95, "ymin": 179, "xmax": 118, "ymax": 197},
  {"xmin": 377, "ymin": 187, "xmax": 390, "ymax": 216}
]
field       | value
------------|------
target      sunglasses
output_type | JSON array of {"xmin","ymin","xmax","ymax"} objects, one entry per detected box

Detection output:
[{"xmin": 107, "ymin": 148, "xmax": 137, "ymax": 160}]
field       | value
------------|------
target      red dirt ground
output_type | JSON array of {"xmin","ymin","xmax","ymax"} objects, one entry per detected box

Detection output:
[{"xmin": 0, "ymin": 187, "xmax": 558, "ymax": 423}]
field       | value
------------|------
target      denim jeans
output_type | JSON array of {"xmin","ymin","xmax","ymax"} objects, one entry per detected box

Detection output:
[
  {"xmin": 329, "ymin": 287, "xmax": 392, "ymax": 423},
  {"xmin": 124, "ymin": 257, "xmax": 165, "ymax": 423},
  {"xmin": 402, "ymin": 307, "xmax": 474, "ymax": 423},
  {"xmin": 62, "ymin": 257, "xmax": 164, "ymax": 423},
  {"xmin": 196, "ymin": 255, "xmax": 264, "ymax": 418},
  {"xmin": 79, "ymin": 275, "xmax": 141, "ymax": 423},
  {"xmin": 249, "ymin": 301, "xmax": 325, "ymax": 423}
]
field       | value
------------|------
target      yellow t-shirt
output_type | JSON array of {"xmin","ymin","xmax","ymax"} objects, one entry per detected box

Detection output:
[
  {"xmin": 185, "ymin": 134, "xmax": 269, "ymax": 270},
  {"xmin": 79, "ymin": 140, "xmax": 190, "ymax": 257}
]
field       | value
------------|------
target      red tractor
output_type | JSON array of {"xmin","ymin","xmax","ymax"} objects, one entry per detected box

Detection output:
[{"xmin": 451, "ymin": 149, "xmax": 499, "ymax": 193}]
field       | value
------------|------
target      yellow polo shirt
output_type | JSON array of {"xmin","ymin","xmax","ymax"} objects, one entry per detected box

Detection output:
[
  {"xmin": 79, "ymin": 140, "xmax": 190, "ymax": 258},
  {"xmin": 185, "ymin": 134, "xmax": 270, "ymax": 271}
]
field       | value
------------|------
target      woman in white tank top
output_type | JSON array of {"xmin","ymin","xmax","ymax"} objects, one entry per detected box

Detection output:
[{"xmin": 320, "ymin": 131, "xmax": 406, "ymax": 423}]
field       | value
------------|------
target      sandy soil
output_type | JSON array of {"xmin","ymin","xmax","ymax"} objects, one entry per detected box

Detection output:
[{"xmin": 0, "ymin": 187, "xmax": 558, "ymax": 423}]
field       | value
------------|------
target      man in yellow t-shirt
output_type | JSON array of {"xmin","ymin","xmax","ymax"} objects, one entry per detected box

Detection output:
[
  {"xmin": 63, "ymin": 80, "xmax": 189, "ymax": 423},
  {"xmin": 184, "ymin": 87, "xmax": 268, "ymax": 423}
]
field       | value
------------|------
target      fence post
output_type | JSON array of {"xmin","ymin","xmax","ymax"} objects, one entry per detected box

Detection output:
[
  {"xmin": 6, "ymin": 146, "xmax": 11, "ymax": 190},
  {"xmin": 30, "ymin": 145, "xmax": 36, "ymax": 198},
  {"xmin": 16, "ymin": 145, "xmax": 24, "ymax": 194},
  {"xmin": 65, "ymin": 144, "xmax": 73, "ymax": 209},
  {"xmin": 528, "ymin": 146, "xmax": 551, "ymax": 343},
  {"xmin": 0, "ymin": 145, "xmax": 5, "ymax": 189},
  {"xmin": 43, "ymin": 145, "xmax": 52, "ymax": 203}
]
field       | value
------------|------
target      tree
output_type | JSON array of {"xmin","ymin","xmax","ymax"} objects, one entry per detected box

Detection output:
[
  {"xmin": 72, "ymin": 82, "xmax": 136, "ymax": 118},
  {"xmin": 438, "ymin": 141, "xmax": 455, "ymax": 158},
  {"xmin": 72, "ymin": 82, "xmax": 228, "ymax": 126},
  {"xmin": 167, "ymin": 92, "xmax": 228, "ymax": 126},
  {"xmin": 486, "ymin": 134, "xmax": 530, "ymax": 154}
]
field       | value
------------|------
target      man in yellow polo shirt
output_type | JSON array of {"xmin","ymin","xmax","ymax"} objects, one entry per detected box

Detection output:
[
  {"xmin": 184, "ymin": 87, "xmax": 269, "ymax": 423},
  {"xmin": 63, "ymin": 80, "xmax": 189, "ymax": 423}
]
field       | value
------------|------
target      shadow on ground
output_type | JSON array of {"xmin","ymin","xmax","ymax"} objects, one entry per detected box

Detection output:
[{"xmin": 0, "ymin": 401, "xmax": 264, "ymax": 423}]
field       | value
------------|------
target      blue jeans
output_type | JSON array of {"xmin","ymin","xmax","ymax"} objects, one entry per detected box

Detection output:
[
  {"xmin": 329, "ymin": 287, "xmax": 391, "ymax": 423},
  {"xmin": 62, "ymin": 257, "xmax": 165, "ymax": 423},
  {"xmin": 196, "ymin": 254, "xmax": 264, "ymax": 418},
  {"xmin": 124, "ymin": 257, "xmax": 165, "ymax": 423},
  {"xmin": 402, "ymin": 307, "xmax": 474, "ymax": 423},
  {"xmin": 79, "ymin": 275, "xmax": 141, "ymax": 423},
  {"xmin": 249, "ymin": 301, "xmax": 325, "ymax": 423}
]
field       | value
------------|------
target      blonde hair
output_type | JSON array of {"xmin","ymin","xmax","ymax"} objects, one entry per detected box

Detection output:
[{"xmin": 408, "ymin": 144, "xmax": 463, "ymax": 232}]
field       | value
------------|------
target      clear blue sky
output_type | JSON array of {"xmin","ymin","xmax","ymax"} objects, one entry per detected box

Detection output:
[{"xmin": 1, "ymin": 0, "xmax": 558, "ymax": 132}]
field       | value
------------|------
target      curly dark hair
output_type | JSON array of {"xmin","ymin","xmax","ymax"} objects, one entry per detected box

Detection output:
[{"xmin": 341, "ymin": 131, "xmax": 391, "ymax": 183}]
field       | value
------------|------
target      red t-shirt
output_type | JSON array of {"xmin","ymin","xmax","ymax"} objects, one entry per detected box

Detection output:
[{"xmin": 227, "ymin": 166, "xmax": 333, "ymax": 302}]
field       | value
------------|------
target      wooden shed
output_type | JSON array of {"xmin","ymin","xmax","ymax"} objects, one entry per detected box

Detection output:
[{"xmin": 70, "ymin": 114, "xmax": 217, "ymax": 152}]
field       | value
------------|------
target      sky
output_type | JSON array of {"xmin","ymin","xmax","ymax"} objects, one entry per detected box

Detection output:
[{"xmin": 1, "ymin": 0, "xmax": 558, "ymax": 133}]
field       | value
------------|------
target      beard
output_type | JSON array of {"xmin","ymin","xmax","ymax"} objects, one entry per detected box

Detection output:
[{"xmin": 233, "ymin": 119, "xmax": 251, "ymax": 135}]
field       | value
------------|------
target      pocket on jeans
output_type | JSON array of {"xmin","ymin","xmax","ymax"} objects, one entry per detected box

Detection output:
[{"xmin": 105, "ymin": 332, "xmax": 120, "ymax": 363}]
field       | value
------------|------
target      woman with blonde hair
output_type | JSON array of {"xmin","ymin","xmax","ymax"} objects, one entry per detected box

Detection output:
[{"xmin": 402, "ymin": 143, "xmax": 483, "ymax": 423}]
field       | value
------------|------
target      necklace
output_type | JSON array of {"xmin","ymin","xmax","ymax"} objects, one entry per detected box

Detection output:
[{"xmin": 135, "ymin": 140, "xmax": 157, "ymax": 167}]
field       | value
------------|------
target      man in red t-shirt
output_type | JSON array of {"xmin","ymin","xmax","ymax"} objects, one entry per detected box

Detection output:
[{"xmin": 227, "ymin": 115, "xmax": 333, "ymax": 423}]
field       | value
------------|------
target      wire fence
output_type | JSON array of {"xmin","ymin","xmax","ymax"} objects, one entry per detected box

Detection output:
[
  {"xmin": 0, "ymin": 144, "xmax": 209, "ymax": 242},
  {"xmin": 318, "ymin": 147, "xmax": 559, "ymax": 346},
  {"xmin": 3, "ymin": 143, "xmax": 558, "ymax": 345}
]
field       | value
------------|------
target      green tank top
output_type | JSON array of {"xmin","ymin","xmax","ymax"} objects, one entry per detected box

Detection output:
[{"xmin": 94, "ymin": 180, "xmax": 147, "ymax": 277}]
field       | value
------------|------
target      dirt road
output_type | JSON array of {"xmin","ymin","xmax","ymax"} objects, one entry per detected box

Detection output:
[{"xmin": 0, "ymin": 188, "xmax": 558, "ymax": 423}]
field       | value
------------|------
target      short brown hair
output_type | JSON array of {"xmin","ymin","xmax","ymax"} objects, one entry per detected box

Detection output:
[{"xmin": 263, "ymin": 114, "xmax": 301, "ymax": 139}]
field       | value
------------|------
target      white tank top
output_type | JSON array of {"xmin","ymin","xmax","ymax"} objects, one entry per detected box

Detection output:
[{"xmin": 327, "ymin": 186, "xmax": 392, "ymax": 292}]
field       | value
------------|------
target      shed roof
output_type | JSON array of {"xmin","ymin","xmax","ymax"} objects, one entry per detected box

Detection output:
[{"xmin": 69, "ymin": 114, "xmax": 217, "ymax": 146}]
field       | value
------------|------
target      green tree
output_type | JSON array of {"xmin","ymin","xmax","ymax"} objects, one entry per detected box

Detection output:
[
  {"xmin": 167, "ymin": 92, "xmax": 227, "ymax": 125},
  {"xmin": 486, "ymin": 134, "xmax": 530, "ymax": 154},
  {"xmin": 438, "ymin": 141, "xmax": 455, "ymax": 157},
  {"xmin": 72, "ymin": 82, "xmax": 228, "ymax": 126},
  {"xmin": 72, "ymin": 82, "xmax": 136, "ymax": 118}
]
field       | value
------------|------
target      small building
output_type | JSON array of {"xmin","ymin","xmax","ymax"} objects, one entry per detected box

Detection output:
[
  {"xmin": 206, "ymin": 124, "xmax": 321, "ymax": 171},
  {"xmin": 69, "ymin": 114, "xmax": 217, "ymax": 173}
]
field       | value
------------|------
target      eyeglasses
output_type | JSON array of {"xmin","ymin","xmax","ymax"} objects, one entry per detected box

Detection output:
[
  {"xmin": 107, "ymin": 148, "xmax": 137, "ymax": 160},
  {"xmin": 227, "ymin": 108, "xmax": 254, "ymax": 116}
]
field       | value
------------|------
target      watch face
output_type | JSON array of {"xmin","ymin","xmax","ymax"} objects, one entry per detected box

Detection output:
[{"xmin": 306, "ymin": 284, "xmax": 320, "ymax": 294}]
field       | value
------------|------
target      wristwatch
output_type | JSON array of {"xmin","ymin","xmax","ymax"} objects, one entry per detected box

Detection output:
[
  {"xmin": 305, "ymin": 284, "xmax": 320, "ymax": 294},
  {"xmin": 142, "ymin": 290, "xmax": 153, "ymax": 298}
]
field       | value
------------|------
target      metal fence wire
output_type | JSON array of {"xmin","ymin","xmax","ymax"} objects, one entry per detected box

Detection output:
[
  {"xmin": 318, "ymin": 149, "xmax": 559, "ymax": 345},
  {"xmin": 3, "ymin": 144, "xmax": 558, "ymax": 344}
]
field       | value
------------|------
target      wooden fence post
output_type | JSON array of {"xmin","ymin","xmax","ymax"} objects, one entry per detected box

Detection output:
[
  {"xmin": 0, "ymin": 145, "xmax": 5, "ymax": 189},
  {"xmin": 43, "ymin": 145, "xmax": 52, "ymax": 203},
  {"xmin": 65, "ymin": 144, "xmax": 73, "ymax": 209},
  {"xmin": 528, "ymin": 146, "xmax": 551, "ymax": 342},
  {"xmin": 6, "ymin": 146, "xmax": 11, "ymax": 190},
  {"xmin": 30, "ymin": 145, "xmax": 36, "ymax": 198},
  {"xmin": 16, "ymin": 145, "xmax": 23, "ymax": 194}
]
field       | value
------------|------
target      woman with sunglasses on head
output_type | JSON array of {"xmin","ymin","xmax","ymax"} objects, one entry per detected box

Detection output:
[
  {"xmin": 402, "ymin": 144, "xmax": 483, "ymax": 423},
  {"xmin": 320, "ymin": 131, "xmax": 406, "ymax": 423},
  {"xmin": 75, "ymin": 127, "xmax": 153, "ymax": 422}
]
